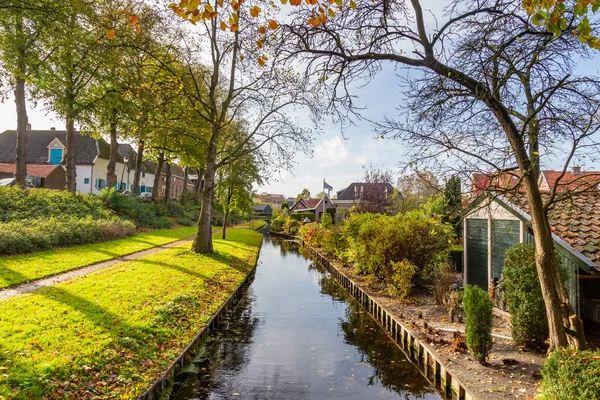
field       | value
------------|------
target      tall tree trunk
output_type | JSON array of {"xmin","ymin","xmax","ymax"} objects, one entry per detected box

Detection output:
[
  {"xmin": 151, "ymin": 152, "xmax": 164, "ymax": 200},
  {"xmin": 192, "ymin": 155, "xmax": 217, "ymax": 253},
  {"xmin": 14, "ymin": 78, "xmax": 28, "ymax": 187},
  {"xmin": 132, "ymin": 140, "xmax": 144, "ymax": 195},
  {"xmin": 183, "ymin": 167, "xmax": 189, "ymax": 199},
  {"xmin": 106, "ymin": 118, "xmax": 118, "ymax": 189},
  {"xmin": 222, "ymin": 186, "xmax": 232, "ymax": 240},
  {"xmin": 65, "ymin": 118, "xmax": 77, "ymax": 192},
  {"xmin": 164, "ymin": 162, "xmax": 172, "ymax": 201},
  {"xmin": 195, "ymin": 167, "xmax": 205, "ymax": 194}
]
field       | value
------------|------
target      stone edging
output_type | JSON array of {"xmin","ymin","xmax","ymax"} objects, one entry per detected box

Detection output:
[
  {"xmin": 137, "ymin": 238, "xmax": 264, "ymax": 400},
  {"xmin": 300, "ymin": 239, "xmax": 477, "ymax": 400}
]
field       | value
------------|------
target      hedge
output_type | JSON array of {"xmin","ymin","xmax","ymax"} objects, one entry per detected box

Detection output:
[{"xmin": 0, "ymin": 217, "xmax": 136, "ymax": 255}]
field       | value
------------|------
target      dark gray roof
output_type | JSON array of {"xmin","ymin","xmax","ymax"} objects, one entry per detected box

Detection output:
[
  {"xmin": 254, "ymin": 203, "xmax": 272, "ymax": 213},
  {"xmin": 0, "ymin": 130, "xmax": 120, "ymax": 165},
  {"xmin": 336, "ymin": 182, "xmax": 395, "ymax": 201}
]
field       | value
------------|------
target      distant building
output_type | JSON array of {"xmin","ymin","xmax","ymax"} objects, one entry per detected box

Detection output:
[
  {"xmin": 333, "ymin": 182, "xmax": 395, "ymax": 210},
  {"xmin": 0, "ymin": 164, "xmax": 66, "ymax": 189},
  {"xmin": 0, "ymin": 128, "xmax": 127, "ymax": 194},
  {"xmin": 254, "ymin": 203, "xmax": 273, "ymax": 218},
  {"xmin": 290, "ymin": 195, "xmax": 335, "ymax": 222},
  {"xmin": 255, "ymin": 193, "xmax": 286, "ymax": 208}
]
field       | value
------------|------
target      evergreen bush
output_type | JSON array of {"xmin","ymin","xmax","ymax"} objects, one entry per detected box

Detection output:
[
  {"xmin": 541, "ymin": 348, "xmax": 600, "ymax": 400},
  {"xmin": 503, "ymin": 243, "xmax": 548, "ymax": 346},
  {"xmin": 463, "ymin": 284, "xmax": 493, "ymax": 364}
]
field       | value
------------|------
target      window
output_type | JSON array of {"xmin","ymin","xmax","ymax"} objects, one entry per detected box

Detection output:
[
  {"xmin": 95, "ymin": 178, "xmax": 106, "ymax": 189},
  {"xmin": 84, "ymin": 178, "xmax": 90, "ymax": 185},
  {"xmin": 49, "ymin": 148, "xmax": 63, "ymax": 165}
]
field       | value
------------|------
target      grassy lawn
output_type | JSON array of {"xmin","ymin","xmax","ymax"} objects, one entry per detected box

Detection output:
[
  {"xmin": 0, "ymin": 227, "xmax": 198, "ymax": 290},
  {"xmin": 0, "ymin": 228, "xmax": 263, "ymax": 399}
]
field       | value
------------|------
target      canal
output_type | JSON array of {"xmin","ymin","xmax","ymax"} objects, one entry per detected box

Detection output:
[{"xmin": 169, "ymin": 234, "xmax": 443, "ymax": 399}]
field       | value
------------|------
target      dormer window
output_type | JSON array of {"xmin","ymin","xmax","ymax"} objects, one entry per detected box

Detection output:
[{"xmin": 47, "ymin": 138, "xmax": 65, "ymax": 166}]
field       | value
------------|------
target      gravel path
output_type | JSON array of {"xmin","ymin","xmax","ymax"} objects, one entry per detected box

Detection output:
[{"xmin": 0, "ymin": 236, "xmax": 195, "ymax": 301}]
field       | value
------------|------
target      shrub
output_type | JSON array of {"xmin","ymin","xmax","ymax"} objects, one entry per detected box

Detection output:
[
  {"xmin": 0, "ymin": 186, "xmax": 114, "ymax": 222},
  {"xmin": 270, "ymin": 216, "xmax": 286, "ymax": 232},
  {"xmin": 176, "ymin": 216, "xmax": 195, "ymax": 226},
  {"xmin": 284, "ymin": 218, "xmax": 300, "ymax": 234},
  {"xmin": 433, "ymin": 266, "xmax": 461, "ymax": 305},
  {"xmin": 321, "ymin": 212, "xmax": 333, "ymax": 228},
  {"xmin": 540, "ymin": 348, "xmax": 600, "ymax": 400},
  {"xmin": 502, "ymin": 243, "xmax": 548, "ymax": 346},
  {"xmin": 463, "ymin": 284, "xmax": 493, "ymax": 364},
  {"xmin": 449, "ymin": 247, "xmax": 464, "ymax": 272},
  {"xmin": 320, "ymin": 226, "xmax": 348, "ymax": 259},
  {"xmin": 388, "ymin": 260, "xmax": 417, "ymax": 299},
  {"xmin": 99, "ymin": 188, "xmax": 177, "ymax": 228},
  {"xmin": 298, "ymin": 222, "xmax": 323, "ymax": 247},
  {"xmin": 343, "ymin": 211, "xmax": 453, "ymax": 282},
  {"xmin": 0, "ymin": 217, "xmax": 135, "ymax": 255}
]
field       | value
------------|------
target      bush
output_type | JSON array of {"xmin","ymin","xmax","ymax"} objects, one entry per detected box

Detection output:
[
  {"xmin": 502, "ymin": 243, "xmax": 548, "ymax": 346},
  {"xmin": 284, "ymin": 218, "xmax": 300, "ymax": 234},
  {"xmin": 0, "ymin": 217, "xmax": 135, "ymax": 255},
  {"xmin": 176, "ymin": 216, "xmax": 195, "ymax": 226},
  {"xmin": 540, "ymin": 348, "xmax": 600, "ymax": 400},
  {"xmin": 99, "ymin": 188, "xmax": 177, "ymax": 228},
  {"xmin": 343, "ymin": 211, "xmax": 453, "ymax": 282},
  {"xmin": 463, "ymin": 284, "xmax": 493, "ymax": 364},
  {"xmin": 449, "ymin": 247, "xmax": 464, "ymax": 272},
  {"xmin": 0, "ymin": 186, "xmax": 114, "ymax": 222},
  {"xmin": 388, "ymin": 260, "xmax": 417, "ymax": 299},
  {"xmin": 270, "ymin": 216, "xmax": 285, "ymax": 232},
  {"xmin": 298, "ymin": 222, "xmax": 323, "ymax": 247},
  {"xmin": 320, "ymin": 226, "xmax": 348, "ymax": 259},
  {"xmin": 321, "ymin": 211, "xmax": 333, "ymax": 228}
]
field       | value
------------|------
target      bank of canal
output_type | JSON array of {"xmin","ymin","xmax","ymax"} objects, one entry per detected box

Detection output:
[{"xmin": 168, "ymin": 234, "xmax": 443, "ymax": 399}]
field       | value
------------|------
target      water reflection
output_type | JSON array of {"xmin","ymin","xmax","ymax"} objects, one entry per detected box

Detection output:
[{"xmin": 169, "ymin": 235, "xmax": 441, "ymax": 400}]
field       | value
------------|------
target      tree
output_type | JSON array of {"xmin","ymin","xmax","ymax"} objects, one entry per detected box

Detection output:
[
  {"xmin": 216, "ymin": 151, "xmax": 262, "ymax": 239},
  {"xmin": 146, "ymin": 5, "xmax": 316, "ymax": 253},
  {"xmin": 36, "ymin": 0, "xmax": 103, "ymax": 192},
  {"xmin": 394, "ymin": 170, "xmax": 441, "ymax": 213},
  {"xmin": 282, "ymin": 1, "xmax": 597, "ymax": 349},
  {"xmin": 442, "ymin": 176, "xmax": 462, "ymax": 237},
  {"xmin": 295, "ymin": 188, "xmax": 311, "ymax": 202},
  {"xmin": 0, "ymin": 2, "xmax": 55, "ymax": 186},
  {"xmin": 353, "ymin": 164, "xmax": 395, "ymax": 214}
]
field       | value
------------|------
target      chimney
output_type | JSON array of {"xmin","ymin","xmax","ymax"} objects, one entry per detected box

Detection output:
[
  {"xmin": 50, "ymin": 127, "xmax": 56, "ymax": 131},
  {"xmin": 572, "ymin": 166, "xmax": 582, "ymax": 175},
  {"xmin": 26, "ymin": 123, "xmax": 31, "ymax": 130}
]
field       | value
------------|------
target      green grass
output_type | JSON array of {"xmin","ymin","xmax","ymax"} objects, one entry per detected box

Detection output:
[
  {"xmin": 0, "ymin": 227, "xmax": 198, "ymax": 289},
  {"xmin": 0, "ymin": 228, "xmax": 263, "ymax": 399}
]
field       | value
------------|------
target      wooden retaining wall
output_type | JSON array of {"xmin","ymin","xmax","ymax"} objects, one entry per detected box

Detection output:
[
  {"xmin": 137, "ymin": 238, "xmax": 263, "ymax": 400},
  {"xmin": 301, "ymin": 240, "xmax": 476, "ymax": 400}
]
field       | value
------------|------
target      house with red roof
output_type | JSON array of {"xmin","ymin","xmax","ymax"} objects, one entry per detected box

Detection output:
[
  {"xmin": 290, "ymin": 195, "xmax": 335, "ymax": 223},
  {"xmin": 0, "ymin": 163, "xmax": 66, "ymax": 189}
]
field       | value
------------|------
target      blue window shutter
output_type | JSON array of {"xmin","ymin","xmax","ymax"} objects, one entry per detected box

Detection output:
[
  {"xmin": 84, "ymin": 178, "xmax": 90, "ymax": 184},
  {"xmin": 95, "ymin": 178, "xmax": 99, "ymax": 189}
]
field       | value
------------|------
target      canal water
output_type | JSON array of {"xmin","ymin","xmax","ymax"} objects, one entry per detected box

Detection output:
[{"xmin": 170, "ymin": 234, "xmax": 442, "ymax": 400}]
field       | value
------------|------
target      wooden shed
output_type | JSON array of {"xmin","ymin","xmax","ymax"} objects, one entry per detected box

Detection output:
[{"xmin": 464, "ymin": 193, "xmax": 600, "ymax": 322}]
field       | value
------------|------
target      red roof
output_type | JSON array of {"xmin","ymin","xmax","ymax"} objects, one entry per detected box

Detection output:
[
  {"xmin": 507, "ymin": 192, "xmax": 600, "ymax": 268},
  {"xmin": 541, "ymin": 170, "xmax": 600, "ymax": 192},
  {"xmin": 305, "ymin": 198, "xmax": 322, "ymax": 209},
  {"xmin": 0, "ymin": 163, "xmax": 61, "ymax": 178}
]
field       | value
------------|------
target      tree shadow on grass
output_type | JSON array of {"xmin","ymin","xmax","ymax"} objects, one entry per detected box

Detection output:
[
  {"xmin": 203, "ymin": 250, "xmax": 253, "ymax": 274},
  {"xmin": 134, "ymin": 259, "xmax": 212, "ymax": 280}
]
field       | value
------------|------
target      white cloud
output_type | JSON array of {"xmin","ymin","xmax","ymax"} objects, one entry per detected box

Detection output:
[{"xmin": 313, "ymin": 136, "xmax": 350, "ymax": 167}]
